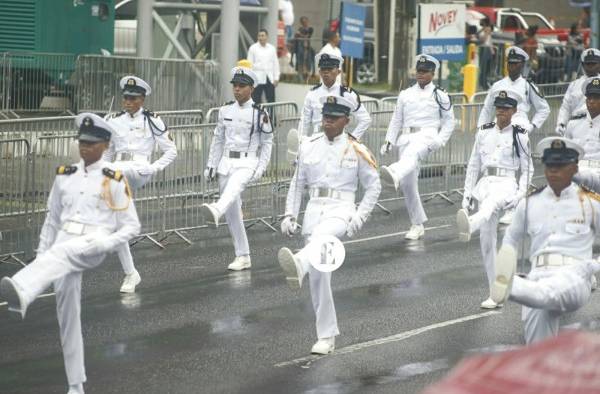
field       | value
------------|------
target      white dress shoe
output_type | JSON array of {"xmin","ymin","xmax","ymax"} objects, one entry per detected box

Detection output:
[
  {"xmin": 227, "ymin": 255, "xmax": 251, "ymax": 271},
  {"xmin": 404, "ymin": 224, "xmax": 424, "ymax": 240},
  {"xmin": 480, "ymin": 297, "xmax": 502, "ymax": 309},
  {"xmin": 491, "ymin": 246, "xmax": 517, "ymax": 304},
  {"xmin": 120, "ymin": 270, "xmax": 141, "ymax": 293},
  {"xmin": 499, "ymin": 209, "xmax": 514, "ymax": 225},
  {"xmin": 277, "ymin": 247, "xmax": 304, "ymax": 289},
  {"xmin": 456, "ymin": 209, "xmax": 471, "ymax": 242},
  {"xmin": 311, "ymin": 337, "xmax": 335, "ymax": 355},
  {"xmin": 67, "ymin": 383, "xmax": 84, "ymax": 394},
  {"xmin": 200, "ymin": 203, "xmax": 221, "ymax": 228},
  {"xmin": 0, "ymin": 277, "xmax": 27, "ymax": 319},
  {"xmin": 379, "ymin": 166, "xmax": 399, "ymax": 190}
]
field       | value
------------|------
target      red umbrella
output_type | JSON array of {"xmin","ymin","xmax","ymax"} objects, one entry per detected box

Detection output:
[{"xmin": 423, "ymin": 331, "xmax": 600, "ymax": 394}]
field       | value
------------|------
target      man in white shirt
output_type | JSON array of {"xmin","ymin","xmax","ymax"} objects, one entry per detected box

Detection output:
[
  {"xmin": 319, "ymin": 31, "xmax": 343, "ymax": 84},
  {"xmin": 247, "ymin": 29, "xmax": 280, "ymax": 104}
]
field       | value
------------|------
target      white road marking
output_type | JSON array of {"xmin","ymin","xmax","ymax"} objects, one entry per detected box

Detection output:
[
  {"xmin": 274, "ymin": 310, "xmax": 501, "ymax": 368},
  {"xmin": 0, "ymin": 292, "xmax": 55, "ymax": 307},
  {"xmin": 343, "ymin": 224, "xmax": 452, "ymax": 245}
]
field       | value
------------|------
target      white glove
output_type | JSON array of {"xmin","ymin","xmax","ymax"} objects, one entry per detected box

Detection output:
[
  {"xmin": 137, "ymin": 163, "xmax": 157, "ymax": 176},
  {"xmin": 462, "ymin": 194, "xmax": 473, "ymax": 211},
  {"xmin": 524, "ymin": 123, "xmax": 535, "ymax": 133},
  {"xmin": 81, "ymin": 236, "xmax": 112, "ymax": 256},
  {"xmin": 555, "ymin": 123, "xmax": 565, "ymax": 136},
  {"xmin": 204, "ymin": 167, "xmax": 216, "ymax": 181},
  {"xmin": 504, "ymin": 194, "xmax": 522, "ymax": 210},
  {"xmin": 280, "ymin": 216, "xmax": 298, "ymax": 237},
  {"xmin": 380, "ymin": 142, "xmax": 391, "ymax": 156},
  {"xmin": 251, "ymin": 168, "xmax": 265, "ymax": 183},
  {"xmin": 346, "ymin": 213, "xmax": 365, "ymax": 238}
]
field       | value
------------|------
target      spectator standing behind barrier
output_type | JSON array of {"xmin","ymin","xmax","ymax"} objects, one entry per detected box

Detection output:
[
  {"xmin": 248, "ymin": 29, "xmax": 280, "ymax": 104},
  {"xmin": 478, "ymin": 17, "xmax": 495, "ymax": 90},
  {"xmin": 319, "ymin": 31, "xmax": 343, "ymax": 84},
  {"xmin": 201, "ymin": 67, "xmax": 273, "ymax": 272},
  {"xmin": 294, "ymin": 16, "xmax": 315, "ymax": 81},
  {"xmin": 556, "ymin": 48, "xmax": 600, "ymax": 135},
  {"xmin": 279, "ymin": 0, "xmax": 294, "ymax": 43},
  {"xmin": 565, "ymin": 22, "xmax": 585, "ymax": 81},
  {"xmin": 523, "ymin": 25, "xmax": 539, "ymax": 76}
]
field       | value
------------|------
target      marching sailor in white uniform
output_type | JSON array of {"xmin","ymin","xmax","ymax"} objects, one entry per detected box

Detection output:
[
  {"xmin": 0, "ymin": 113, "xmax": 140, "ymax": 394},
  {"xmin": 201, "ymin": 66, "xmax": 273, "ymax": 271},
  {"xmin": 277, "ymin": 95, "xmax": 381, "ymax": 354},
  {"xmin": 491, "ymin": 137, "xmax": 600, "ymax": 344},
  {"xmin": 556, "ymin": 48, "xmax": 600, "ymax": 135},
  {"xmin": 104, "ymin": 75, "xmax": 177, "ymax": 293},
  {"xmin": 379, "ymin": 54, "xmax": 455, "ymax": 240},
  {"xmin": 457, "ymin": 89, "xmax": 533, "ymax": 309}
]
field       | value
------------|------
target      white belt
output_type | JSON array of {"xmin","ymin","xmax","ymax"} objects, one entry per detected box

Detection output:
[
  {"xmin": 533, "ymin": 254, "xmax": 580, "ymax": 268},
  {"xmin": 61, "ymin": 221, "xmax": 105, "ymax": 236},
  {"xmin": 115, "ymin": 152, "xmax": 150, "ymax": 162},
  {"xmin": 579, "ymin": 159, "xmax": 600, "ymax": 169},
  {"xmin": 224, "ymin": 149, "xmax": 258, "ymax": 159},
  {"xmin": 309, "ymin": 187, "xmax": 355, "ymax": 202},
  {"xmin": 483, "ymin": 167, "xmax": 516, "ymax": 178}
]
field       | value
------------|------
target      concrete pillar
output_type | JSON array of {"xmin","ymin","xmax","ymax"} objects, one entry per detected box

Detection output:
[
  {"xmin": 263, "ymin": 0, "xmax": 279, "ymax": 47},
  {"xmin": 593, "ymin": 0, "xmax": 599, "ymax": 49},
  {"xmin": 220, "ymin": 0, "xmax": 240, "ymax": 101},
  {"xmin": 137, "ymin": 0, "xmax": 154, "ymax": 57}
]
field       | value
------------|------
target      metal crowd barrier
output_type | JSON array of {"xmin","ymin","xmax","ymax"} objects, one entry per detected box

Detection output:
[{"xmin": 0, "ymin": 95, "xmax": 566, "ymax": 260}]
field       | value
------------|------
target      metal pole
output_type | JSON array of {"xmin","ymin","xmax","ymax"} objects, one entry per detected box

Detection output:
[
  {"xmin": 220, "ymin": 0, "xmax": 239, "ymax": 101},
  {"xmin": 387, "ymin": 0, "xmax": 396, "ymax": 86},
  {"xmin": 593, "ymin": 0, "xmax": 599, "ymax": 49},
  {"xmin": 264, "ymin": 0, "xmax": 279, "ymax": 47},
  {"xmin": 137, "ymin": 0, "xmax": 154, "ymax": 57}
]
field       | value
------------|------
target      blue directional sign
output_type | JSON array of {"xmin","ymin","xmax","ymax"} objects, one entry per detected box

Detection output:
[{"xmin": 339, "ymin": 2, "xmax": 366, "ymax": 59}]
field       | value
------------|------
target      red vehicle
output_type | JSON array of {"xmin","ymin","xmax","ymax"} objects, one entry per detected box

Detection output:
[{"xmin": 468, "ymin": 7, "xmax": 590, "ymax": 45}]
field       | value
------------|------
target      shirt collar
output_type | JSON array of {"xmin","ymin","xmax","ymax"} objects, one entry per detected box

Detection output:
[
  {"xmin": 80, "ymin": 159, "xmax": 104, "ymax": 173},
  {"xmin": 325, "ymin": 131, "xmax": 347, "ymax": 145},
  {"xmin": 128, "ymin": 107, "xmax": 144, "ymax": 118},
  {"xmin": 323, "ymin": 81, "xmax": 340, "ymax": 92},
  {"xmin": 237, "ymin": 98, "xmax": 254, "ymax": 108},
  {"xmin": 415, "ymin": 81, "xmax": 434, "ymax": 91},
  {"xmin": 497, "ymin": 123, "xmax": 513, "ymax": 133},
  {"xmin": 544, "ymin": 182, "xmax": 577, "ymax": 199},
  {"xmin": 587, "ymin": 111, "xmax": 600, "ymax": 124}
]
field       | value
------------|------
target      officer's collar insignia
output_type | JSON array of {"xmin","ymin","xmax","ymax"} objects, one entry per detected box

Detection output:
[
  {"xmin": 83, "ymin": 117, "xmax": 93, "ymax": 127},
  {"xmin": 419, "ymin": 56, "xmax": 427, "ymax": 63},
  {"xmin": 551, "ymin": 139, "xmax": 566, "ymax": 149},
  {"xmin": 327, "ymin": 96, "xmax": 336, "ymax": 104},
  {"xmin": 593, "ymin": 79, "xmax": 600, "ymax": 86},
  {"xmin": 126, "ymin": 78, "xmax": 136, "ymax": 86},
  {"xmin": 499, "ymin": 91, "xmax": 507, "ymax": 98}
]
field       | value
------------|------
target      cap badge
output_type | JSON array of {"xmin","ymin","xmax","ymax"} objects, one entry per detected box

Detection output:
[
  {"xmin": 419, "ymin": 56, "xmax": 426, "ymax": 63},
  {"xmin": 126, "ymin": 78, "xmax": 136, "ymax": 86},
  {"xmin": 593, "ymin": 79, "xmax": 600, "ymax": 86},
  {"xmin": 551, "ymin": 139, "xmax": 566, "ymax": 149},
  {"xmin": 83, "ymin": 117, "xmax": 93, "ymax": 127},
  {"xmin": 326, "ymin": 96, "xmax": 336, "ymax": 104},
  {"xmin": 499, "ymin": 91, "xmax": 507, "ymax": 98}
]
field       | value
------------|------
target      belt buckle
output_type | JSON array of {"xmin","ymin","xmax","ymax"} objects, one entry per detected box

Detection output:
[
  {"xmin": 65, "ymin": 222, "xmax": 84, "ymax": 235},
  {"xmin": 318, "ymin": 188, "xmax": 329, "ymax": 198},
  {"xmin": 230, "ymin": 151, "xmax": 241, "ymax": 159}
]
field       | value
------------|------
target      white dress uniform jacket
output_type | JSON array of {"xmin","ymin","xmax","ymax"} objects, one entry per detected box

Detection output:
[
  {"xmin": 477, "ymin": 76, "xmax": 550, "ymax": 131},
  {"xmin": 298, "ymin": 82, "xmax": 371, "ymax": 140},
  {"xmin": 463, "ymin": 123, "xmax": 532, "ymax": 286},
  {"xmin": 247, "ymin": 42, "xmax": 280, "ymax": 85},
  {"xmin": 502, "ymin": 183, "xmax": 600, "ymax": 343},
  {"xmin": 285, "ymin": 132, "xmax": 381, "ymax": 338},
  {"xmin": 12, "ymin": 159, "xmax": 140, "ymax": 386},
  {"xmin": 104, "ymin": 108, "xmax": 177, "ymax": 189},
  {"xmin": 556, "ymin": 75, "xmax": 590, "ymax": 133},
  {"xmin": 564, "ymin": 111, "xmax": 600, "ymax": 161},
  {"xmin": 206, "ymin": 98, "xmax": 273, "ymax": 257}
]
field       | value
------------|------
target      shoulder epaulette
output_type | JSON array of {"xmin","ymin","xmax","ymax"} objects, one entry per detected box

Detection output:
[
  {"xmin": 526, "ymin": 79, "xmax": 544, "ymax": 98},
  {"xmin": 311, "ymin": 83, "xmax": 322, "ymax": 91},
  {"xmin": 56, "ymin": 165, "xmax": 77, "ymax": 175},
  {"xmin": 102, "ymin": 168, "xmax": 124, "ymax": 182},
  {"xmin": 349, "ymin": 138, "xmax": 377, "ymax": 169},
  {"xmin": 570, "ymin": 113, "xmax": 586, "ymax": 121},
  {"xmin": 434, "ymin": 85, "xmax": 447, "ymax": 93},
  {"xmin": 224, "ymin": 100, "xmax": 235, "ymax": 106},
  {"xmin": 580, "ymin": 184, "xmax": 600, "ymax": 202},
  {"xmin": 309, "ymin": 134, "xmax": 324, "ymax": 142},
  {"xmin": 481, "ymin": 122, "xmax": 495, "ymax": 130},
  {"xmin": 527, "ymin": 184, "xmax": 546, "ymax": 197},
  {"xmin": 142, "ymin": 109, "xmax": 157, "ymax": 117},
  {"xmin": 108, "ymin": 111, "xmax": 125, "ymax": 119},
  {"xmin": 513, "ymin": 124, "xmax": 526, "ymax": 134}
]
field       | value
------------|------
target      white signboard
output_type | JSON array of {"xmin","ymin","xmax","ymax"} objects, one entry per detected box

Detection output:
[{"xmin": 418, "ymin": 3, "xmax": 466, "ymax": 61}]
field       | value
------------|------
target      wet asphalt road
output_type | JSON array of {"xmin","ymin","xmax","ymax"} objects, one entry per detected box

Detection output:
[{"xmin": 1, "ymin": 195, "xmax": 600, "ymax": 394}]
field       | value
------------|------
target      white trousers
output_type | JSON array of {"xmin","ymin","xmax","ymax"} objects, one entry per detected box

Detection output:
[
  {"xmin": 470, "ymin": 179, "xmax": 515, "ymax": 287},
  {"xmin": 295, "ymin": 205, "xmax": 349, "ymax": 339},
  {"xmin": 388, "ymin": 140, "xmax": 430, "ymax": 225},
  {"xmin": 12, "ymin": 231, "xmax": 106, "ymax": 386},
  {"xmin": 113, "ymin": 162, "xmax": 152, "ymax": 275},
  {"xmin": 511, "ymin": 264, "xmax": 594, "ymax": 344},
  {"xmin": 216, "ymin": 168, "xmax": 254, "ymax": 257}
]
